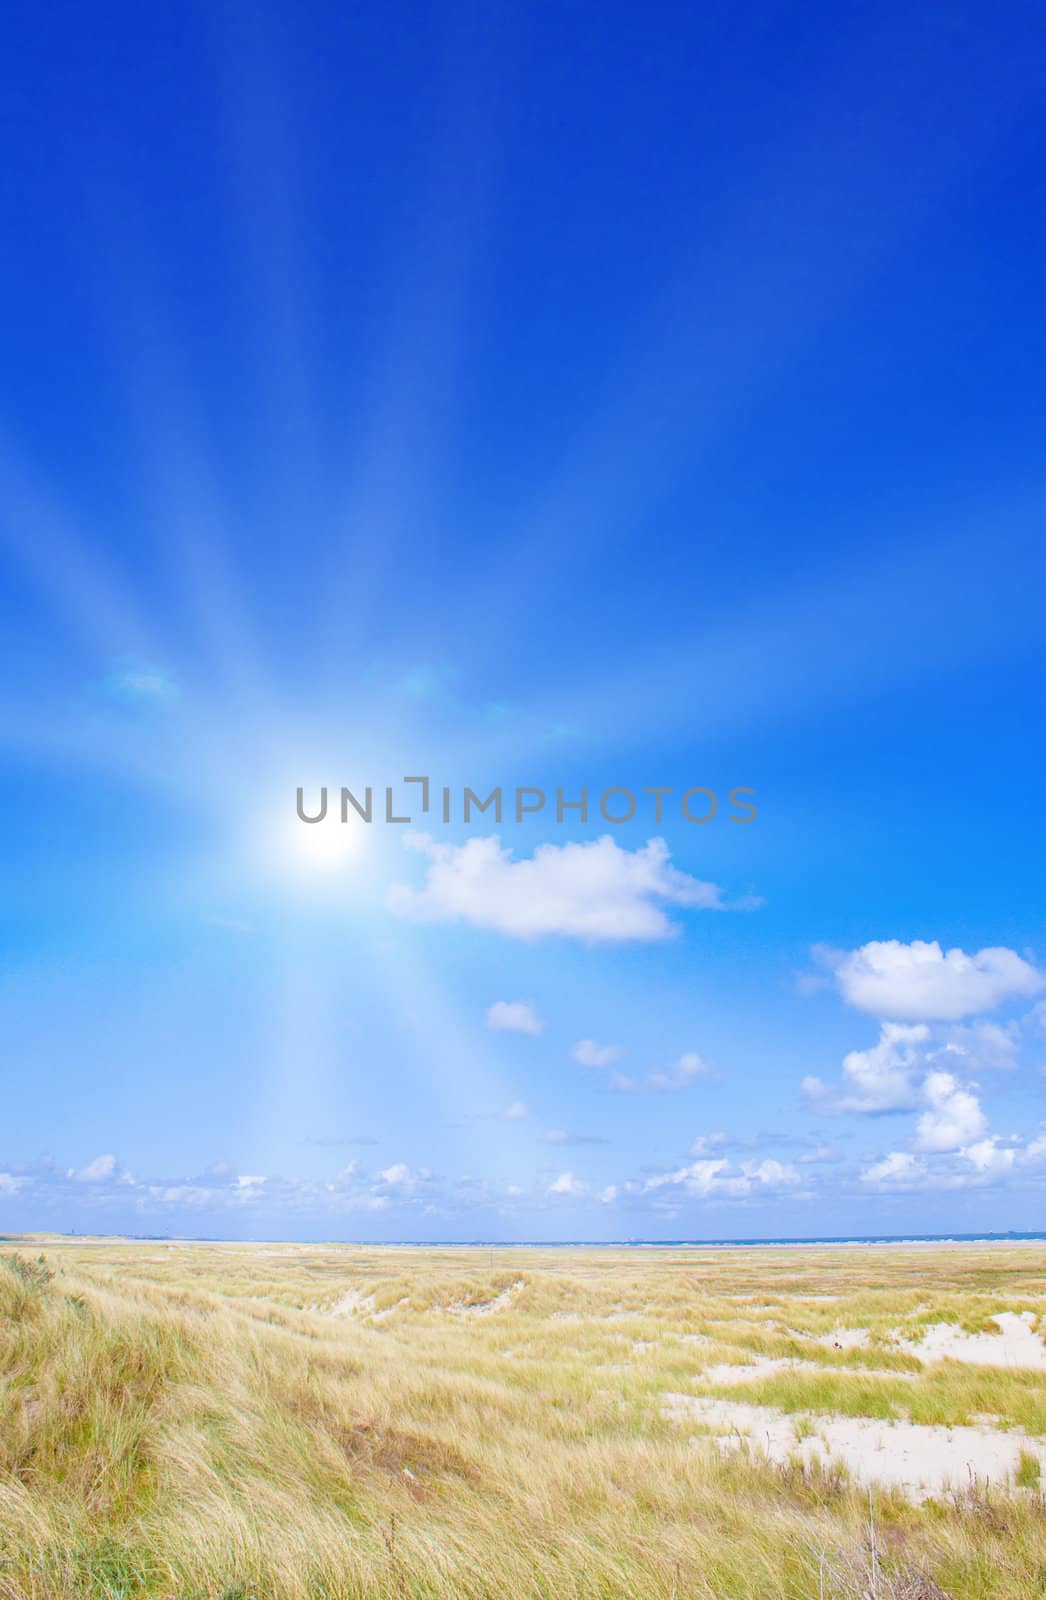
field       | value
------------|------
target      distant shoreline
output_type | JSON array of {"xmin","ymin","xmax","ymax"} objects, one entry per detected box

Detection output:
[{"xmin": 7, "ymin": 1231, "xmax": 1046, "ymax": 1250}]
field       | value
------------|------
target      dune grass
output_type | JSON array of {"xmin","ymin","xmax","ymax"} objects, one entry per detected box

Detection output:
[{"xmin": 2, "ymin": 1238, "xmax": 1046, "ymax": 1597}]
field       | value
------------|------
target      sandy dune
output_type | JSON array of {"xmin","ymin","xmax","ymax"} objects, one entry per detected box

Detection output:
[
  {"xmin": 664, "ymin": 1393, "xmax": 1044, "ymax": 1500},
  {"xmin": 897, "ymin": 1310, "xmax": 1046, "ymax": 1370}
]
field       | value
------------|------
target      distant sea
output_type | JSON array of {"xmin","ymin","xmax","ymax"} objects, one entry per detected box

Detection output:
[
  {"xmin": 385, "ymin": 1232, "xmax": 1046, "ymax": 1248},
  {"xmin": 47, "ymin": 1230, "xmax": 1046, "ymax": 1247}
]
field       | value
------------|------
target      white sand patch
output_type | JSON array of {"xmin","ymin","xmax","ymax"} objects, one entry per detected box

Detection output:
[
  {"xmin": 897, "ymin": 1311, "xmax": 1046, "ymax": 1370},
  {"xmin": 448, "ymin": 1279, "xmax": 525, "ymax": 1317},
  {"xmin": 701, "ymin": 1358, "xmax": 821, "ymax": 1386},
  {"xmin": 549, "ymin": 1310, "xmax": 583, "ymax": 1324},
  {"xmin": 325, "ymin": 1288, "xmax": 376, "ymax": 1317},
  {"xmin": 701, "ymin": 1355, "xmax": 915, "ymax": 1387},
  {"xmin": 813, "ymin": 1327, "xmax": 871, "ymax": 1350},
  {"xmin": 663, "ymin": 1394, "xmax": 1045, "ymax": 1501}
]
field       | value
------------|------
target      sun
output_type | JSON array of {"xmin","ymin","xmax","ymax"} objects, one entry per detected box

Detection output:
[
  {"xmin": 285, "ymin": 811, "xmax": 364, "ymax": 872},
  {"xmin": 245, "ymin": 797, "xmax": 367, "ymax": 887}
]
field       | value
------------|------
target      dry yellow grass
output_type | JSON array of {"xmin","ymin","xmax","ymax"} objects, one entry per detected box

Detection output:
[{"xmin": 2, "ymin": 1237, "xmax": 1046, "ymax": 1598}]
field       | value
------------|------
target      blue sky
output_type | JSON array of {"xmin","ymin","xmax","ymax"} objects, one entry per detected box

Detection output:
[{"xmin": 2, "ymin": 0, "xmax": 1046, "ymax": 1240}]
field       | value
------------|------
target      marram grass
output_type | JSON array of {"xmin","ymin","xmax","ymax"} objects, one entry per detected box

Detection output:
[{"xmin": 2, "ymin": 1239, "xmax": 1046, "ymax": 1598}]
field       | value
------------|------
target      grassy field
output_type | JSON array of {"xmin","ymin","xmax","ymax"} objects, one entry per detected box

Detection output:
[{"xmin": 3, "ymin": 1238, "xmax": 1046, "ymax": 1599}]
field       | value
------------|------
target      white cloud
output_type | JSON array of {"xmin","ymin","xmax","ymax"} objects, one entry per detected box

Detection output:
[
  {"xmin": 75, "ymin": 1153, "xmax": 117, "ymax": 1183},
  {"xmin": 0, "ymin": 1153, "xmax": 501, "ymax": 1220},
  {"xmin": 747, "ymin": 1158, "xmax": 801, "ymax": 1190},
  {"xmin": 862, "ymin": 1151, "xmax": 926, "ymax": 1189},
  {"xmin": 648, "ymin": 1051, "xmax": 711, "ymax": 1091},
  {"xmin": 915, "ymin": 1071, "xmax": 987, "ymax": 1153},
  {"xmin": 963, "ymin": 1137, "xmax": 1017, "ymax": 1176},
  {"xmin": 689, "ymin": 1132, "xmax": 728, "ymax": 1156},
  {"xmin": 803, "ymin": 1022, "xmax": 929, "ymax": 1113},
  {"xmin": 861, "ymin": 1128, "xmax": 1028, "ymax": 1190},
  {"xmin": 936, "ymin": 1020, "xmax": 1020, "ymax": 1072},
  {"xmin": 1023, "ymin": 1131, "xmax": 1046, "ymax": 1165},
  {"xmin": 486, "ymin": 1000, "xmax": 543, "ymax": 1035},
  {"xmin": 547, "ymin": 1171, "xmax": 586, "ymax": 1196},
  {"xmin": 502, "ymin": 1101, "xmax": 529, "ymax": 1121},
  {"xmin": 645, "ymin": 1156, "xmax": 800, "ymax": 1199},
  {"xmin": 13, "ymin": 1123, "xmax": 1046, "ymax": 1223},
  {"xmin": 612, "ymin": 1051, "xmax": 712, "ymax": 1094},
  {"xmin": 388, "ymin": 834, "xmax": 748, "ymax": 942},
  {"xmin": 572, "ymin": 1039, "xmax": 623, "ymax": 1068},
  {"xmin": 824, "ymin": 939, "xmax": 1043, "ymax": 1022}
]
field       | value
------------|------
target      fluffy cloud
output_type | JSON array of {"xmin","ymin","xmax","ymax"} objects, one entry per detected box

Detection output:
[
  {"xmin": 501, "ymin": 1101, "xmax": 529, "ymax": 1121},
  {"xmin": 376, "ymin": 1163, "xmax": 415, "ymax": 1186},
  {"xmin": 859, "ymin": 1109, "xmax": 1046, "ymax": 1190},
  {"xmin": 964, "ymin": 1137, "xmax": 1017, "ymax": 1176},
  {"xmin": 486, "ymin": 1000, "xmax": 543, "ymax": 1035},
  {"xmin": 547, "ymin": 1171, "xmax": 586, "ymax": 1196},
  {"xmin": 648, "ymin": 1052, "xmax": 710, "ymax": 1091},
  {"xmin": 862, "ymin": 1151, "xmax": 926, "ymax": 1189},
  {"xmin": 0, "ymin": 1154, "xmax": 461, "ymax": 1221},
  {"xmin": 645, "ymin": 1156, "xmax": 800, "ymax": 1199},
  {"xmin": 915, "ymin": 1071, "xmax": 987, "ymax": 1153},
  {"xmin": 388, "ymin": 834, "xmax": 748, "ymax": 942},
  {"xmin": 74, "ymin": 1153, "xmax": 119, "ymax": 1183},
  {"xmin": 861, "ymin": 1131, "xmax": 1029, "ymax": 1190},
  {"xmin": 824, "ymin": 940, "xmax": 1043, "ymax": 1022},
  {"xmin": 7, "ymin": 1129, "xmax": 1046, "ymax": 1227},
  {"xmin": 572, "ymin": 1039, "xmax": 623, "ymax": 1067},
  {"xmin": 803, "ymin": 1022, "xmax": 929, "ymax": 1113}
]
